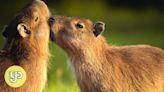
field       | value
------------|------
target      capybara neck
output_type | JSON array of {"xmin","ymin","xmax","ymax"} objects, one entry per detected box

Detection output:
[
  {"xmin": 2, "ymin": 37, "xmax": 49, "ymax": 64},
  {"xmin": 68, "ymin": 36, "xmax": 110, "ymax": 65}
]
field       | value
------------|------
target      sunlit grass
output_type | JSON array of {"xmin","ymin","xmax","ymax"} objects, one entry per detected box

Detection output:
[{"xmin": 47, "ymin": 81, "xmax": 79, "ymax": 92}]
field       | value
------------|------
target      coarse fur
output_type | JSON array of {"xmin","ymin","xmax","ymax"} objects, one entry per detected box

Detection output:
[
  {"xmin": 50, "ymin": 16, "xmax": 164, "ymax": 92},
  {"xmin": 0, "ymin": 0, "xmax": 50, "ymax": 92}
]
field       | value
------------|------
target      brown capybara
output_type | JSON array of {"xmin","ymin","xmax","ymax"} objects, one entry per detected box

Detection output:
[
  {"xmin": 0, "ymin": 0, "xmax": 51, "ymax": 92},
  {"xmin": 49, "ymin": 16, "xmax": 164, "ymax": 92}
]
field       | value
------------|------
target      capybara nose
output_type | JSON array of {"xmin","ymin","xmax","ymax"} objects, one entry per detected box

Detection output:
[{"xmin": 48, "ymin": 17, "xmax": 55, "ymax": 27}]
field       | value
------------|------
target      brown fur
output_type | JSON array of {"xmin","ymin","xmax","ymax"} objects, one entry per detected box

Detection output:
[
  {"xmin": 50, "ymin": 16, "xmax": 164, "ymax": 92},
  {"xmin": 0, "ymin": 0, "xmax": 50, "ymax": 92}
]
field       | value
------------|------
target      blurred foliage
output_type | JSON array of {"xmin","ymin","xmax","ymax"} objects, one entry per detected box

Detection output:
[{"xmin": 0, "ymin": 0, "xmax": 164, "ymax": 92}]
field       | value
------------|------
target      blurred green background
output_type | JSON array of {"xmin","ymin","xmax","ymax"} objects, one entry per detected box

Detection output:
[{"xmin": 0, "ymin": 0, "xmax": 164, "ymax": 92}]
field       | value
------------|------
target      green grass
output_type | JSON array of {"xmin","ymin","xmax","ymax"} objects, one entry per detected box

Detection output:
[
  {"xmin": 104, "ymin": 29, "xmax": 164, "ymax": 48},
  {"xmin": 46, "ymin": 43, "xmax": 79, "ymax": 92}
]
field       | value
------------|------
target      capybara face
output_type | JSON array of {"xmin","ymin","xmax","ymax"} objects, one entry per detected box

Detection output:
[
  {"xmin": 3, "ymin": 0, "xmax": 50, "ymax": 42},
  {"xmin": 49, "ymin": 16, "xmax": 105, "ymax": 51}
]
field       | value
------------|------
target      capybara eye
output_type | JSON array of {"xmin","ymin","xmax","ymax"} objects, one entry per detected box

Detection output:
[
  {"xmin": 75, "ymin": 23, "xmax": 83, "ymax": 29},
  {"xmin": 48, "ymin": 17, "xmax": 55, "ymax": 27},
  {"xmin": 35, "ymin": 16, "xmax": 39, "ymax": 22}
]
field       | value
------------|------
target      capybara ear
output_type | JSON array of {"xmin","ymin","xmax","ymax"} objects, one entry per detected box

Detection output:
[
  {"xmin": 2, "ymin": 26, "xmax": 9, "ymax": 38},
  {"xmin": 2, "ymin": 25, "xmax": 15, "ymax": 38},
  {"xmin": 93, "ymin": 21, "xmax": 105, "ymax": 37},
  {"xmin": 17, "ymin": 23, "xmax": 31, "ymax": 38}
]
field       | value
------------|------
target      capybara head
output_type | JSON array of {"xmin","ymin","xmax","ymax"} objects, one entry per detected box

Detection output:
[
  {"xmin": 3, "ymin": 0, "xmax": 50, "ymax": 43},
  {"xmin": 49, "ymin": 16, "xmax": 105, "ymax": 53},
  {"xmin": 49, "ymin": 16, "xmax": 105, "ymax": 50}
]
